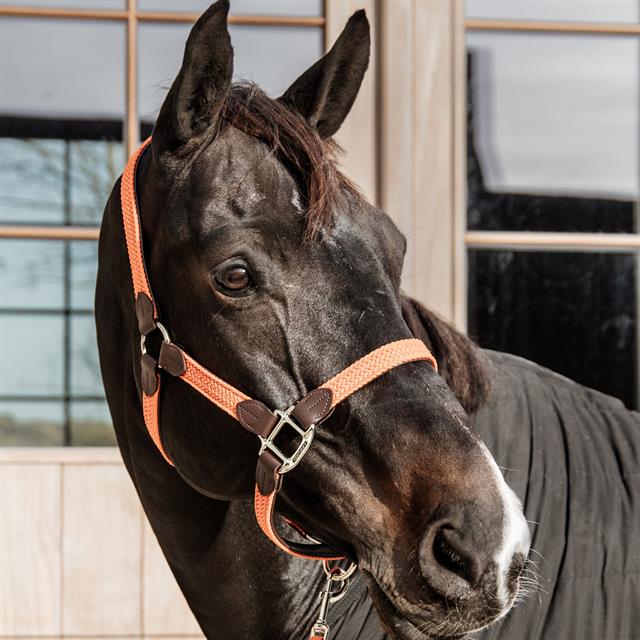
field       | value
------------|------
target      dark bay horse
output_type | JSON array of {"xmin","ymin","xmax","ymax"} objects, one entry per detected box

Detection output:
[{"xmin": 97, "ymin": 2, "xmax": 638, "ymax": 638}]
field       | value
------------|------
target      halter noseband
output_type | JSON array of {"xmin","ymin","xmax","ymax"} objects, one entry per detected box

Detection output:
[{"xmin": 121, "ymin": 137, "xmax": 437, "ymax": 561}]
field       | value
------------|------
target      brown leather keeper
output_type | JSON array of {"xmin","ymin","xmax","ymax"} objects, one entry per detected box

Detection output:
[
  {"xmin": 256, "ymin": 451, "xmax": 283, "ymax": 495},
  {"xmin": 237, "ymin": 400, "xmax": 279, "ymax": 437},
  {"xmin": 291, "ymin": 388, "xmax": 333, "ymax": 427},
  {"xmin": 135, "ymin": 292, "xmax": 156, "ymax": 336},
  {"xmin": 140, "ymin": 353, "xmax": 158, "ymax": 396},
  {"xmin": 158, "ymin": 342, "xmax": 187, "ymax": 376}
]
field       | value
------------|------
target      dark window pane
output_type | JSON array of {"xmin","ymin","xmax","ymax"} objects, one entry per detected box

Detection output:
[
  {"xmin": 468, "ymin": 250, "xmax": 637, "ymax": 409},
  {"xmin": 70, "ymin": 315, "xmax": 103, "ymax": 397},
  {"xmin": 0, "ymin": 401, "xmax": 64, "ymax": 446},
  {"xmin": 70, "ymin": 400, "xmax": 115, "ymax": 446},
  {"xmin": 0, "ymin": 315, "xmax": 65, "ymax": 396}
]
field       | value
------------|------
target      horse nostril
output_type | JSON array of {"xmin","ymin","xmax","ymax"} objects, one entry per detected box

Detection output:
[
  {"xmin": 432, "ymin": 526, "xmax": 479, "ymax": 585},
  {"xmin": 432, "ymin": 527, "xmax": 473, "ymax": 583},
  {"xmin": 419, "ymin": 523, "xmax": 484, "ymax": 598}
]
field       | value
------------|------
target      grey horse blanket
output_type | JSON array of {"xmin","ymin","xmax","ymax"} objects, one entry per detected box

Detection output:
[{"xmin": 328, "ymin": 350, "xmax": 640, "ymax": 640}]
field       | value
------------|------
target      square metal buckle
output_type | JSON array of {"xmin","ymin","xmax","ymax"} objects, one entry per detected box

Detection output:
[{"xmin": 258, "ymin": 405, "xmax": 315, "ymax": 474}]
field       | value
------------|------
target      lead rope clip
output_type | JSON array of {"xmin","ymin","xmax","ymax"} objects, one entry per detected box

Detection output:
[{"xmin": 309, "ymin": 561, "xmax": 357, "ymax": 640}]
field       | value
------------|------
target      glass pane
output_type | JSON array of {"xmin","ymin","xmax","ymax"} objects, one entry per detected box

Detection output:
[
  {"xmin": 0, "ymin": 240, "xmax": 64, "ymax": 309},
  {"xmin": 0, "ymin": 139, "xmax": 66, "ymax": 224},
  {"xmin": 69, "ymin": 140, "xmax": 124, "ymax": 224},
  {"xmin": 70, "ymin": 400, "xmax": 115, "ymax": 446},
  {"xmin": 139, "ymin": 23, "xmax": 323, "ymax": 121},
  {"xmin": 0, "ymin": 19, "xmax": 125, "ymax": 120},
  {"xmin": 0, "ymin": 401, "xmax": 64, "ymax": 446},
  {"xmin": 6, "ymin": 1, "xmax": 124, "ymax": 8},
  {"xmin": 70, "ymin": 315, "xmax": 103, "ymax": 397},
  {"xmin": 468, "ymin": 250, "xmax": 637, "ymax": 409},
  {"xmin": 466, "ymin": 0, "xmax": 640, "ymax": 23},
  {"xmin": 0, "ymin": 315, "xmax": 65, "ymax": 396},
  {"xmin": 0, "ymin": 19, "xmax": 125, "ymax": 223},
  {"xmin": 139, "ymin": 0, "xmax": 323, "ymax": 16},
  {"xmin": 466, "ymin": 33, "xmax": 639, "ymax": 232},
  {"xmin": 70, "ymin": 241, "xmax": 99, "ymax": 311},
  {"xmin": 0, "ymin": 239, "xmax": 99, "ymax": 311}
]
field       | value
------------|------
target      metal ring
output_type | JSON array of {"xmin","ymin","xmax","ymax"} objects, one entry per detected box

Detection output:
[
  {"xmin": 140, "ymin": 321, "xmax": 171, "ymax": 355},
  {"xmin": 323, "ymin": 560, "xmax": 357, "ymax": 582}
]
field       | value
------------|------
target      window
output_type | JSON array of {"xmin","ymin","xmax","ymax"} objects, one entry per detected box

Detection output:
[
  {"xmin": 465, "ymin": 0, "xmax": 640, "ymax": 408},
  {"xmin": 0, "ymin": 0, "xmax": 326, "ymax": 445}
]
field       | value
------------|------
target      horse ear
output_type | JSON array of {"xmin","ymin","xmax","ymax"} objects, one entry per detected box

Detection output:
[
  {"xmin": 152, "ymin": 0, "xmax": 233, "ymax": 155},
  {"xmin": 278, "ymin": 9, "xmax": 370, "ymax": 139}
]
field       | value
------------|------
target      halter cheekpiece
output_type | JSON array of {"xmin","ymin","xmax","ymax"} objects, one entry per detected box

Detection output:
[{"xmin": 121, "ymin": 138, "xmax": 437, "ymax": 636}]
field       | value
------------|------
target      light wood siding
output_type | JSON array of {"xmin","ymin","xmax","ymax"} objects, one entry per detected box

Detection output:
[
  {"xmin": 0, "ymin": 449, "xmax": 203, "ymax": 639},
  {"xmin": 325, "ymin": 0, "xmax": 378, "ymax": 204},
  {"xmin": 379, "ymin": 0, "xmax": 466, "ymax": 324}
]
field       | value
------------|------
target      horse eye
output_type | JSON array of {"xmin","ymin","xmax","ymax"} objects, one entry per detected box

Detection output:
[{"xmin": 214, "ymin": 263, "xmax": 253, "ymax": 295}]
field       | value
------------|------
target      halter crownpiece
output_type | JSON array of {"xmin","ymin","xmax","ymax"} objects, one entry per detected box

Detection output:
[{"xmin": 121, "ymin": 137, "xmax": 438, "ymax": 561}]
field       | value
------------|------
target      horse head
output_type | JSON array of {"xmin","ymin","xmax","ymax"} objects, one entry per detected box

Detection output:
[{"xmin": 127, "ymin": 1, "xmax": 530, "ymax": 636}]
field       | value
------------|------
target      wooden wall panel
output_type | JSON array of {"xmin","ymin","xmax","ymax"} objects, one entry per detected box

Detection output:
[
  {"xmin": 325, "ymin": 0, "xmax": 377, "ymax": 204},
  {"xmin": 380, "ymin": 0, "xmax": 466, "ymax": 324},
  {"xmin": 62, "ymin": 464, "xmax": 142, "ymax": 636},
  {"xmin": 0, "ymin": 464, "xmax": 61, "ymax": 636}
]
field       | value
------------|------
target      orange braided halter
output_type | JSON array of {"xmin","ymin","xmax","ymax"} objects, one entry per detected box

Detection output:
[{"xmin": 121, "ymin": 138, "xmax": 437, "ymax": 561}]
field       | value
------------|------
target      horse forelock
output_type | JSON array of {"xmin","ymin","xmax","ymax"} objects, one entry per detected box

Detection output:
[{"xmin": 220, "ymin": 82, "xmax": 361, "ymax": 241}]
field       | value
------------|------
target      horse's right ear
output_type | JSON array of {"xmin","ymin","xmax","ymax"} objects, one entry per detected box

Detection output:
[{"xmin": 152, "ymin": 0, "xmax": 233, "ymax": 157}]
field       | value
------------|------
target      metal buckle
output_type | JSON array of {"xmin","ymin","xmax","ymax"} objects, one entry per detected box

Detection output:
[
  {"xmin": 258, "ymin": 405, "xmax": 315, "ymax": 475},
  {"xmin": 140, "ymin": 321, "xmax": 171, "ymax": 355}
]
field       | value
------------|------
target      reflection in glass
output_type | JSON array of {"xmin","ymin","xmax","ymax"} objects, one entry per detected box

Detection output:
[
  {"xmin": 465, "ymin": 34, "xmax": 639, "ymax": 200},
  {"xmin": 0, "ymin": 138, "xmax": 123, "ymax": 225},
  {"xmin": 468, "ymin": 250, "xmax": 637, "ymax": 409},
  {"xmin": 0, "ymin": 240, "xmax": 64, "ymax": 309},
  {"xmin": 466, "ymin": 0, "xmax": 640, "ymax": 24},
  {"xmin": 70, "ymin": 241, "xmax": 99, "ymax": 310},
  {"xmin": 139, "ymin": 24, "xmax": 323, "ymax": 121},
  {"xmin": 139, "ymin": 0, "xmax": 322, "ymax": 16},
  {"xmin": 0, "ymin": 401, "xmax": 64, "ymax": 446},
  {"xmin": 70, "ymin": 400, "xmax": 115, "ymax": 446},
  {"xmin": 0, "ymin": 315, "xmax": 65, "ymax": 396},
  {"xmin": 70, "ymin": 315, "xmax": 104, "ymax": 397}
]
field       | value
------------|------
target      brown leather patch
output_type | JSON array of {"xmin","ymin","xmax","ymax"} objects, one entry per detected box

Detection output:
[
  {"xmin": 140, "ymin": 353, "xmax": 158, "ymax": 396},
  {"xmin": 291, "ymin": 388, "xmax": 333, "ymax": 427},
  {"xmin": 237, "ymin": 400, "xmax": 278, "ymax": 437},
  {"xmin": 256, "ymin": 451, "xmax": 282, "ymax": 495},
  {"xmin": 135, "ymin": 293, "xmax": 156, "ymax": 336},
  {"xmin": 158, "ymin": 342, "xmax": 187, "ymax": 377}
]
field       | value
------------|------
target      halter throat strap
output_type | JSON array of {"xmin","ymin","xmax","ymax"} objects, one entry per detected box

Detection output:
[{"xmin": 121, "ymin": 138, "xmax": 438, "ymax": 560}]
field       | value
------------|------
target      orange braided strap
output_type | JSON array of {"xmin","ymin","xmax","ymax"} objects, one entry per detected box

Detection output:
[
  {"xmin": 321, "ymin": 338, "xmax": 436, "ymax": 406},
  {"xmin": 179, "ymin": 350, "xmax": 250, "ymax": 419},
  {"xmin": 253, "ymin": 338, "xmax": 437, "ymax": 560},
  {"xmin": 142, "ymin": 384, "xmax": 172, "ymax": 465},
  {"xmin": 121, "ymin": 137, "xmax": 154, "ymax": 307},
  {"xmin": 254, "ymin": 486, "xmax": 344, "ymax": 561}
]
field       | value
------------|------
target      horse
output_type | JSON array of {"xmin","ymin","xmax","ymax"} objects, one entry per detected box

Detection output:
[{"xmin": 96, "ymin": 2, "xmax": 638, "ymax": 638}]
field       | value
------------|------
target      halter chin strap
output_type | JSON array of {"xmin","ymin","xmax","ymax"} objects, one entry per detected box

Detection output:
[{"xmin": 121, "ymin": 138, "xmax": 438, "ymax": 560}]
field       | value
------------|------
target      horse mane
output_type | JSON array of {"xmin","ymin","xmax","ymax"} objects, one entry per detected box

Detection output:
[
  {"xmin": 401, "ymin": 297, "xmax": 491, "ymax": 414},
  {"xmin": 220, "ymin": 82, "xmax": 360, "ymax": 240}
]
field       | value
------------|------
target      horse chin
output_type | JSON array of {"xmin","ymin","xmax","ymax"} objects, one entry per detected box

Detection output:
[{"xmin": 361, "ymin": 569, "xmax": 513, "ymax": 640}]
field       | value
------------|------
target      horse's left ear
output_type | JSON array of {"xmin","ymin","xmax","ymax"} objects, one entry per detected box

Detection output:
[{"xmin": 278, "ymin": 9, "xmax": 370, "ymax": 138}]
